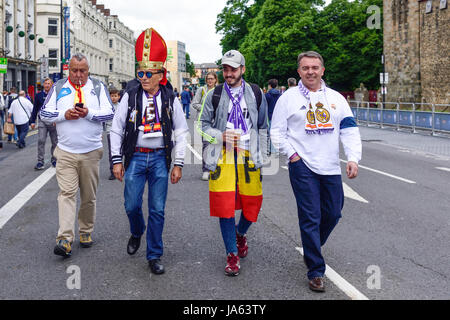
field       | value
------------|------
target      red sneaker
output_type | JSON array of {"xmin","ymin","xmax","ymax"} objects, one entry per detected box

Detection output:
[
  {"xmin": 225, "ymin": 253, "xmax": 240, "ymax": 276},
  {"xmin": 236, "ymin": 232, "xmax": 248, "ymax": 258}
]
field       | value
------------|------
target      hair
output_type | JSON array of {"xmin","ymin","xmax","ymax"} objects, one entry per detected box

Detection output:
[
  {"xmin": 70, "ymin": 53, "xmax": 90, "ymax": 67},
  {"xmin": 297, "ymin": 51, "xmax": 324, "ymax": 67},
  {"xmin": 43, "ymin": 77, "xmax": 53, "ymax": 84},
  {"xmin": 287, "ymin": 78, "xmax": 297, "ymax": 87},
  {"xmin": 19, "ymin": 90, "xmax": 26, "ymax": 97},
  {"xmin": 109, "ymin": 88, "xmax": 120, "ymax": 95},
  {"xmin": 10, "ymin": 87, "xmax": 17, "ymax": 93},
  {"xmin": 268, "ymin": 79, "xmax": 278, "ymax": 89},
  {"xmin": 205, "ymin": 71, "xmax": 218, "ymax": 84}
]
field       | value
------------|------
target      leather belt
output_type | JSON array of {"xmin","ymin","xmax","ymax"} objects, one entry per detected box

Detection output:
[{"xmin": 135, "ymin": 147, "xmax": 163, "ymax": 153}]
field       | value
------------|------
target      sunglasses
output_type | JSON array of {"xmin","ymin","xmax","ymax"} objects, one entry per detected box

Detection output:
[{"xmin": 137, "ymin": 70, "xmax": 163, "ymax": 79}]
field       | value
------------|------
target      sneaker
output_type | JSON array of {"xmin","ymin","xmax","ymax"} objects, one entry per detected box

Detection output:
[
  {"xmin": 34, "ymin": 162, "xmax": 44, "ymax": 170},
  {"xmin": 79, "ymin": 233, "xmax": 93, "ymax": 248},
  {"xmin": 54, "ymin": 239, "xmax": 72, "ymax": 257},
  {"xmin": 236, "ymin": 232, "xmax": 248, "ymax": 258},
  {"xmin": 201, "ymin": 172, "xmax": 209, "ymax": 181},
  {"xmin": 51, "ymin": 159, "xmax": 57, "ymax": 167},
  {"xmin": 224, "ymin": 253, "xmax": 240, "ymax": 276}
]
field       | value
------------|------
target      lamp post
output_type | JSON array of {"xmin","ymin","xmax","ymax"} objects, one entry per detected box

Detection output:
[{"xmin": 60, "ymin": 0, "xmax": 64, "ymax": 79}]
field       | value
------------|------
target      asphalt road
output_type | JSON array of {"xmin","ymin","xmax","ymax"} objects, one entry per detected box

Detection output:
[{"xmin": 0, "ymin": 120, "xmax": 449, "ymax": 301}]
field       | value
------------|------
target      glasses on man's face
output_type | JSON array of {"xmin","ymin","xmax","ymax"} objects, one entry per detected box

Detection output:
[
  {"xmin": 206, "ymin": 78, "xmax": 215, "ymax": 81},
  {"xmin": 137, "ymin": 70, "xmax": 163, "ymax": 79}
]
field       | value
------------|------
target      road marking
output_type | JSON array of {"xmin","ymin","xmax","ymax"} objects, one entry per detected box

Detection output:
[
  {"xmin": 295, "ymin": 247, "xmax": 369, "ymax": 300},
  {"xmin": 0, "ymin": 167, "xmax": 56, "ymax": 230},
  {"xmin": 340, "ymin": 159, "xmax": 416, "ymax": 184},
  {"xmin": 187, "ymin": 143, "xmax": 202, "ymax": 161},
  {"xmin": 343, "ymin": 182, "xmax": 369, "ymax": 203},
  {"xmin": 280, "ymin": 166, "xmax": 368, "ymax": 203},
  {"xmin": 436, "ymin": 167, "xmax": 450, "ymax": 173}
]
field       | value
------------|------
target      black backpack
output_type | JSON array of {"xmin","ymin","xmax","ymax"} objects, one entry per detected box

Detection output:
[{"xmin": 211, "ymin": 83, "xmax": 262, "ymax": 118}]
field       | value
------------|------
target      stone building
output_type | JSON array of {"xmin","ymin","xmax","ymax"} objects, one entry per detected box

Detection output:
[
  {"xmin": 383, "ymin": 0, "xmax": 449, "ymax": 104},
  {"xmin": 35, "ymin": 0, "xmax": 134, "ymax": 88},
  {"xmin": 2, "ymin": 0, "xmax": 38, "ymax": 92},
  {"xmin": 166, "ymin": 40, "xmax": 188, "ymax": 92}
]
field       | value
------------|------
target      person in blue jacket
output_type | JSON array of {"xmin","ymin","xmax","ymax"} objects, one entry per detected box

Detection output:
[{"xmin": 180, "ymin": 86, "xmax": 191, "ymax": 119}]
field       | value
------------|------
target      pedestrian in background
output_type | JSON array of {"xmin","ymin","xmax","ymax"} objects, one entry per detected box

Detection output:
[
  {"xmin": 180, "ymin": 86, "xmax": 191, "ymax": 119},
  {"xmin": 265, "ymin": 79, "xmax": 281, "ymax": 156},
  {"xmin": 104, "ymin": 87, "xmax": 120, "ymax": 180},
  {"xmin": 8, "ymin": 90, "xmax": 32, "ymax": 149},
  {"xmin": 192, "ymin": 71, "xmax": 218, "ymax": 181},
  {"xmin": 5, "ymin": 87, "xmax": 18, "ymax": 143},
  {"xmin": 270, "ymin": 51, "xmax": 361, "ymax": 292},
  {"xmin": 40, "ymin": 53, "xmax": 114, "ymax": 257},
  {"xmin": 30, "ymin": 78, "xmax": 58, "ymax": 170},
  {"xmin": 287, "ymin": 77, "xmax": 297, "ymax": 88}
]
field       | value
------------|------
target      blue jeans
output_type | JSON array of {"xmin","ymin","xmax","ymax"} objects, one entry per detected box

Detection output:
[
  {"xmin": 220, "ymin": 213, "xmax": 252, "ymax": 255},
  {"xmin": 288, "ymin": 159, "xmax": 343, "ymax": 280},
  {"xmin": 124, "ymin": 150, "xmax": 168, "ymax": 260},
  {"xmin": 182, "ymin": 104, "xmax": 190, "ymax": 119},
  {"xmin": 16, "ymin": 123, "xmax": 29, "ymax": 148}
]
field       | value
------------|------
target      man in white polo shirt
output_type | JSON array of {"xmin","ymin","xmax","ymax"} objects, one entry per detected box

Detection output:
[
  {"xmin": 271, "ymin": 51, "xmax": 361, "ymax": 292},
  {"xmin": 40, "ymin": 53, "xmax": 114, "ymax": 257}
]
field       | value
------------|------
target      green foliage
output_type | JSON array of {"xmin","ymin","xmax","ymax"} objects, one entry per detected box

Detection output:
[
  {"xmin": 215, "ymin": 0, "xmax": 383, "ymax": 91},
  {"xmin": 185, "ymin": 53, "xmax": 196, "ymax": 77}
]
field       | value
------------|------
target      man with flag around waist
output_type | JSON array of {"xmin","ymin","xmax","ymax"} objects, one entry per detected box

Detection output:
[{"xmin": 198, "ymin": 50, "xmax": 268, "ymax": 276}]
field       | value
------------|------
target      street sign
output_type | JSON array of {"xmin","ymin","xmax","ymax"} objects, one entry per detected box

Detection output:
[
  {"xmin": 40, "ymin": 57, "xmax": 49, "ymax": 79},
  {"xmin": 63, "ymin": 64, "xmax": 69, "ymax": 71},
  {"xmin": 0, "ymin": 58, "xmax": 7, "ymax": 74},
  {"xmin": 381, "ymin": 86, "xmax": 387, "ymax": 94},
  {"xmin": 380, "ymin": 73, "xmax": 389, "ymax": 84}
]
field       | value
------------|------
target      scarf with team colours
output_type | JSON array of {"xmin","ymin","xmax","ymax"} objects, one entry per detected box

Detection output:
[
  {"xmin": 68, "ymin": 78, "xmax": 85, "ymax": 106},
  {"xmin": 298, "ymin": 80, "xmax": 334, "ymax": 135}
]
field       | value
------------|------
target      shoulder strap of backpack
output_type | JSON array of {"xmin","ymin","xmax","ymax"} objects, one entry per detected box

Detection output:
[
  {"xmin": 249, "ymin": 83, "xmax": 262, "ymax": 111},
  {"xmin": 212, "ymin": 84, "xmax": 224, "ymax": 119}
]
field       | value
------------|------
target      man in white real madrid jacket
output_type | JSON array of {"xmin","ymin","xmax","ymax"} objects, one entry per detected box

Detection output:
[
  {"xmin": 270, "ymin": 51, "xmax": 361, "ymax": 292},
  {"xmin": 40, "ymin": 53, "xmax": 115, "ymax": 257}
]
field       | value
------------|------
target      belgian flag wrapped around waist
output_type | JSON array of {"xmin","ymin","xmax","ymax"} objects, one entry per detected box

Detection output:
[{"xmin": 209, "ymin": 147, "xmax": 263, "ymax": 222}]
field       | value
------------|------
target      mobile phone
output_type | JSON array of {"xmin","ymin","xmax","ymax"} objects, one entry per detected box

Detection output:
[{"xmin": 75, "ymin": 103, "xmax": 84, "ymax": 109}]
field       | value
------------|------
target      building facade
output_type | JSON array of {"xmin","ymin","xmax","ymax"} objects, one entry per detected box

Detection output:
[
  {"xmin": 35, "ymin": 0, "xmax": 134, "ymax": 88},
  {"xmin": 194, "ymin": 62, "xmax": 219, "ymax": 86},
  {"xmin": 384, "ymin": 0, "xmax": 449, "ymax": 104},
  {"xmin": 2, "ymin": 0, "xmax": 38, "ymax": 93},
  {"xmin": 166, "ymin": 40, "xmax": 188, "ymax": 92}
]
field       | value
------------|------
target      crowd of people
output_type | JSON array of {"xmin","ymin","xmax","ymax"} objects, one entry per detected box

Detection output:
[{"xmin": 0, "ymin": 26, "xmax": 362, "ymax": 293}]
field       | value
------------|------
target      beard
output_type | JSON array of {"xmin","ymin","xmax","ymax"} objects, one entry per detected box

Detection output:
[{"xmin": 225, "ymin": 72, "xmax": 243, "ymax": 88}]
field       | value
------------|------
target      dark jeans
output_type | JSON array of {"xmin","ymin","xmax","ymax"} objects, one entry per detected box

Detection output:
[
  {"xmin": 288, "ymin": 159, "xmax": 344, "ymax": 279},
  {"xmin": 16, "ymin": 123, "xmax": 29, "ymax": 148},
  {"xmin": 182, "ymin": 104, "xmax": 190, "ymax": 119}
]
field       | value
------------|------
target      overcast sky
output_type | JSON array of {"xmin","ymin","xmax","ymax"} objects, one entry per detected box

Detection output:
[{"xmin": 103, "ymin": 0, "xmax": 228, "ymax": 64}]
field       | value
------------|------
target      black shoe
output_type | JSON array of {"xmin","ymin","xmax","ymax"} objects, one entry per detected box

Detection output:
[
  {"xmin": 127, "ymin": 235, "xmax": 141, "ymax": 255},
  {"xmin": 148, "ymin": 259, "xmax": 165, "ymax": 275}
]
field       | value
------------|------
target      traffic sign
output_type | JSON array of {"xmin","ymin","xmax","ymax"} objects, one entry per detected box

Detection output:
[
  {"xmin": 63, "ymin": 64, "xmax": 69, "ymax": 71},
  {"xmin": 0, "ymin": 58, "xmax": 7, "ymax": 74},
  {"xmin": 380, "ymin": 73, "xmax": 389, "ymax": 84}
]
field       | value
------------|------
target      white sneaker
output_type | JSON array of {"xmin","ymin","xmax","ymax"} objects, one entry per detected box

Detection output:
[{"xmin": 201, "ymin": 172, "xmax": 209, "ymax": 181}]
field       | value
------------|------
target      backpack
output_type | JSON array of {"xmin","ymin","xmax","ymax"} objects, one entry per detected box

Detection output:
[{"xmin": 212, "ymin": 83, "xmax": 262, "ymax": 118}]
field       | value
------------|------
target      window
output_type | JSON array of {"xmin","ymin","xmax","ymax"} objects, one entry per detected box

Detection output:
[
  {"xmin": 49, "ymin": 49, "xmax": 58, "ymax": 67},
  {"xmin": 48, "ymin": 18, "xmax": 58, "ymax": 36},
  {"xmin": 109, "ymin": 58, "xmax": 113, "ymax": 72},
  {"xmin": 109, "ymin": 39, "xmax": 113, "ymax": 48}
]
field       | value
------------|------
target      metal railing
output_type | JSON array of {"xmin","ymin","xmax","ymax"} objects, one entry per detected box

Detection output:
[{"xmin": 348, "ymin": 101, "xmax": 450, "ymax": 135}]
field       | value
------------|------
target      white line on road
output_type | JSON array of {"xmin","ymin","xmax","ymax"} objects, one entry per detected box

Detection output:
[
  {"xmin": 187, "ymin": 143, "xmax": 202, "ymax": 161},
  {"xmin": 0, "ymin": 167, "xmax": 56, "ymax": 229},
  {"xmin": 340, "ymin": 159, "xmax": 416, "ymax": 184},
  {"xmin": 295, "ymin": 247, "xmax": 369, "ymax": 300},
  {"xmin": 436, "ymin": 167, "xmax": 450, "ymax": 173}
]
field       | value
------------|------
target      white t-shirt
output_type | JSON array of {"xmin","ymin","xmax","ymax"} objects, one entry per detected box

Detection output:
[
  {"xmin": 227, "ymin": 86, "xmax": 252, "ymax": 150},
  {"xmin": 9, "ymin": 97, "xmax": 33, "ymax": 125}
]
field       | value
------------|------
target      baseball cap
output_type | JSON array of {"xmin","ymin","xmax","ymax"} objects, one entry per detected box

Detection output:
[{"xmin": 221, "ymin": 50, "xmax": 245, "ymax": 68}]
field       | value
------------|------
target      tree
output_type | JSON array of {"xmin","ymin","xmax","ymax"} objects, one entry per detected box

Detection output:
[
  {"xmin": 239, "ymin": 0, "xmax": 322, "ymax": 86},
  {"xmin": 185, "ymin": 53, "xmax": 196, "ymax": 77},
  {"xmin": 215, "ymin": 0, "xmax": 266, "ymax": 54}
]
